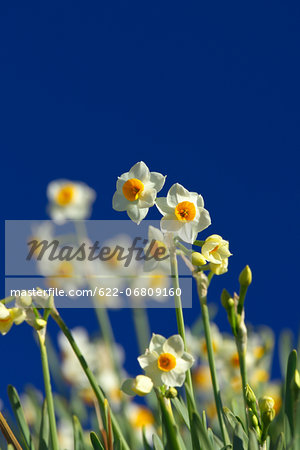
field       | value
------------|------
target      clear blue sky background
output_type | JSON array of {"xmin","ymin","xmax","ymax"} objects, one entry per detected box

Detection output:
[{"xmin": 0, "ymin": 1, "xmax": 299, "ymax": 403}]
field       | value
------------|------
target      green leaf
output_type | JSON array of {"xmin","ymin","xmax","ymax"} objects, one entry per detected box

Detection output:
[
  {"xmin": 232, "ymin": 423, "xmax": 248, "ymax": 450},
  {"xmin": 153, "ymin": 434, "xmax": 164, "ymax": 450},
  {"xmin": 72, "ymin": 415, "xmax": 85, "ymax": 450},
  {"xmin": 248, "ymin": 430, "xmax": 259, "ymax": 450},
  {"xmin": 283, "ymin": 414, "xmax": 292, "ymax": 447},
  {"xmin": 7, "ymin": 385, "xmax": 35, "ymax": 450},
  {"xmin": 90, "ymin": 432, "xmax": 104, "ymax": 450},
  {"xmin": 273, "ymin": 432, "xmax": 284, "ymax": 450},
  {"xmin": 38, "ymin": 401, "xmax": 49, "ymax": 450},
  {"xmin": 284, "ymin": 350, "xmax": 297, "ymax": 436},
  {"xmin": 142, "ymin": 427, "xmax": 152, "ymax": 450},
  {"xmin": 279, "ymin": 331, "xmax": 293, "ymax": 378},
  {"xmin": 172, "ymin": 397, "xmax": 190, "ymax": 429},
  {"xmin": 191, "ymin": 411, "xmax": 214, "ymax": 450}
]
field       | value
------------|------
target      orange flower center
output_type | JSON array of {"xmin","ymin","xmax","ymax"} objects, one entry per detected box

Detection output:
[
  {"xmin": 122, "ymin": 178, "xmax": 144, "ymax": 201},
  {"xmin": 174, "ymin": 201, "xmax": 196, "ymax": 222},
  {"xmin": 209, "ymin": 245, "xmax": 220, "ymax": 254},
  {"xmin": 56, "ymin": 184, "xmax": 75, "ymax": 206},
  {"xmin": 0, "ymin": 315, "xmax": 11, "ymax": 324},
  {"xmin": 157, "ymin": 352, "xmax": 176, "ymax": 372}
]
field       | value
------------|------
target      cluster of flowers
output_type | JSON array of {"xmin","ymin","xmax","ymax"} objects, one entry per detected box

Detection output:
[{"xmin": 1, "ymin": 161, "xmax": 288, "ymax": 450}]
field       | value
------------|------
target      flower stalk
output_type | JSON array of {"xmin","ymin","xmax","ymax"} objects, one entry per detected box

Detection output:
[
  {"xmin": 50, "ymin": 309, "xmax": 130, "ymax": 450},
  {"xmin": 37, "ymin": 329, "xmax": 59, "ymax": 450},
  {"xmin": 194, "ymin": 270, "xmax": 230, "ymax": 447}
]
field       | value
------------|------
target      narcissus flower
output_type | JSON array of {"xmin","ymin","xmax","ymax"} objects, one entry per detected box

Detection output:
[
  {"xmin": 156, "ymin": 183, "xmax": 211, "ymax": 244},
  {"xmin": 112, "ymin": 162, "xmax": 166, "ymax": 224},
  {"xmin": 0, "ymin": 303, "xmax": 25, "ymax": 335},
  {"xmin": 201, "ymin": 235, "xmax": 232, "ymax": 264},
  {"xmin": 209, "ymin": 258, "xmax": 229, "ymax": 275},
  {"xmin": 47, "ymin": 180, "xmax": 96, "ymax": 222},
  {"xmin": 137, "ymin": 333, "xmax": 194, "ymax": 387},
  {"xmin": 143, "ymin": 225, "xmax": 170, "ymax": 273}
]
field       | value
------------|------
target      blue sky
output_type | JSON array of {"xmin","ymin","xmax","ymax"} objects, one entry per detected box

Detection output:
[{"xmin": 0, "ymin": 1, "xmax": 299, "ymax": 399}]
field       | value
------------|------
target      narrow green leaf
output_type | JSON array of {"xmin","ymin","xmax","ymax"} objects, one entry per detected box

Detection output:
[
  {"xmin": 248, "ymin": 430, "xmax": 259, "ymax": 450},
  {"xmin": 283, "ymin": 414, "xmax": 292, "ymax": 447},
  {"xmin": 284, "ymin": 350, "xmax": 297, "ymax": 436},
  {"xmin": 279, "ymin": 331, "xmax": 293, "ymax": 378},
  {"xmin": 153, "ymin": 433, "xmax": 164, "ymax": 450},
  {"xmin": 38, "ymin": 401, "xmax": 49, "ymax": 450},
  {"xmin": 90, "ymin": 431, "xmax": 104, "ymax": 450},
  {"xmin": 172, "ymin": 397, "xmax": 190, "ymax": 429},
  {"xmin": 274, "ymin": 432, "xmax": 284, "ymax": 450},
  {"xmin": 142, "ymin": 427, "xmax": 152, "ymax": 450},
  {"xmin": 7, "ymin": 385, "xmax": 35, "ymax": 450},
  {"xmin": 191, "ymin": 411, "xmax": 214, "ymax": 450},
  {"xmin": 233, "ymin": 423, "xmax": 248, "ymax": 450},
  {"xmin": 72, "ymin": 415, "xmax": 85, "ymax": 450}
]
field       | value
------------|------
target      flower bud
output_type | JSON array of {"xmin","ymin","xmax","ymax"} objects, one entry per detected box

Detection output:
[
  {"xmin": 259, "ymin": 396, "xmax": 274, "ymax": 412},
  {"xmin": 259, "ymin": 396, "xmax": 276, "ymax": 427},
  {"xmin": 251, "ymin": 413, "xmax": 259, "ymax": 428},
  {"xmin": 165, "ymin": 387, "xmax": 178, "ymax": 399},
  {"xmin": 121, "ymin": 375, "xmax": 153, "ymax": 397},
  {"xmin": 221, "ymin": 289, "xmax": 232, "ymax": 310},
  {"xmin": 33, "ymin": 318, "xmax": 47, "ymax": 330},
  {"xmin": 191, "ymin": 252, "xmax": 206, "ymax": 266},
  {"xmin": 245, "ymin": 384, "xmax": 257, "ymax": 405},
  {"xmin": 239, "ymin": 265, "xmax": 252, "ymax": 287}
]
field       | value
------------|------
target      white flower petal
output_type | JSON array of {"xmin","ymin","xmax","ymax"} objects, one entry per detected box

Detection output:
[
  {"xmin": 196, "ymin": 208, "xmax": 212, "ymax": 234},
  {"xmin": 161, "ymin": 370, "xmax": 186, "ymax": 387},
  {"xmin": 116, "ymin": 174, "xmax": 129, "ymax": 191},
  {"xmin": 163, "ymin": 335, "xmax": 184, "ymax": 358},
  {"xmin": 148, "ymin": 225, "xmax": 164, "ymax": 242},
  {"xmin": 112, "ymin": 192, "xmax": 129, "ymax": 212},
  {"xmin": 167, "ymin": 183, "xmax": 191, "ymax": 206},
  {"xmin": 160, "ymin": 215, "xmax": 182, "ymax": 233},
  {"xmin": 177, "ymin": 223, "xmax": 198, "ymax": 244},
  {"xmin": 128, "ymin": 161, "xmax": 150, "ymax": 182},
  {"xmin": 127, "ymin": 205, "xmax": 149, "ymax": 224},
  {"xmin": 138, "ymin": 350, "xmax": 157, "ymax": 369},
  {"xmin": 173, "ymin": 353, "xmax": 195, "ymax": 373},
  {"xmin": 155, "ymin": 198, "xmax": 174, "ymax": 215},
  {"xmin": 196, "ymin": 194, "xmax": 204, "ymax": 208},
  {"xmin": 149, "ymin": 334, "xmax": 166, "ymax": 352},
  {"xmin": 138, "ymin": 187, "xmax": 157, "ymax": 208},
  {"xmin": 149, "ymin": 172, "xmax": 166, "ymax": 192}
]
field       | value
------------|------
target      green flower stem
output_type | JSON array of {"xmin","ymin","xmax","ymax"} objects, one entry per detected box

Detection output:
[
  {"xmin": 169, "ymin": 248, "xmax": 201, "ymax": 449},
  {"xmin": 236, "ymin": 338, "xmax": 249, "ymax": 429},
  {"xmin": 156, "ymin": 390, "xmax": 182, "ymax": 450},
  {"xmin": 37, "ymin": 331, "xmax": 59, "ymax": 450},
  {"xmin": 50, "ymin": 309, "xmax": 130, "ymax": 450},
  {"xmin": 195, "ymin": 273, "xmax": 230, "ymax": 447}
]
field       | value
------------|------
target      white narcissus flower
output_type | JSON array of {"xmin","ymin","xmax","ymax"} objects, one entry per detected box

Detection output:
[
  {"xmin": 143, "ymin": 225, "xmax": 170, "ymax": 274},
  {"xmin": 201, "ymin": 235, "xmax": 232, "ymax": 264},
  {"xmin": 47, "ymin": 179, "xmax": 96, "ymax": 222},
  {"xmin": 112, "ymin": 162, "xmax": 166, "ymax": 224},
  {"xmin": 138, "ymin": 334, "xmax": 194, "ymax": 387},
  {"xmin": 0, "ymin": 303, "xmax": 25, "ymax": 335},
  {"xmin": 156, "ymin": 183, "xmax": 211, "ymax": 244}
]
